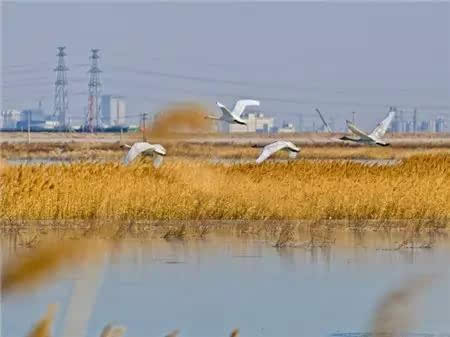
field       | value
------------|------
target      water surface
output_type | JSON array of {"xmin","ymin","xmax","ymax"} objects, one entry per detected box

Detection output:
[{"xmin": 2, "ymin": 234, "xmax": 449, "ymax": 337}]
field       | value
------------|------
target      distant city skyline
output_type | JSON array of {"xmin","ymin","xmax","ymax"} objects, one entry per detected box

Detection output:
[{"xmin": 2, "ymin": 2, "xmax": 449, "ymax": 130}]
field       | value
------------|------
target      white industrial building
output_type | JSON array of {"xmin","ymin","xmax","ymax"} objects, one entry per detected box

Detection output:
[
  {"xmin": 1, "ymin": 109, "xmax": 21, "ymax": 129},
  {"xmin": 227, "ymin": 112, "xmax": 274, "ymax": 133},
  {"xmin": 101, "ymin": 95, "xmax": 126, "ymax": 127},
  {"xmin": 278, "ymin": 122, "xmax": 296, "ymax": 133}
]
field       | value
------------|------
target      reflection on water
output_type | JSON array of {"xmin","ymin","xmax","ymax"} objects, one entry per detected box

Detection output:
[{"xmin": 2, "ymin": 232, "xmax": 449, "ymax": 337}]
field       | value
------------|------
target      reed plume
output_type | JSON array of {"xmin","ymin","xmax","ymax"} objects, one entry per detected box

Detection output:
[
  {"xmin": 230, "ymin": 328, "xmax": 239, "ymax": 337},
  {"xmin": 100, "ymin": 323, "xmax": 126, "ymax": 337},
  {"xmin": 148, "ymin": 102, "xmax": 213, "ymax": 138},
  {"xmin": 165, "ymin": 329, "xmax": 180, "ymax": 337},
  {"xmin": 26, "ymin": 303, "xmax": 58, "ymax": 337},
  {"xmin": 371, "ymin": 276, "xmax": 434, "ymax": 337},
  {"xmin": 2, "ymin": 239, "xmax": 109, "ymax": 295}
]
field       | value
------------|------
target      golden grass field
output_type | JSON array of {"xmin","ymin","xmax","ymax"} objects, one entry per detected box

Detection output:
[{"xmin": 1, "ymin": 154, "xmax": 449, "ymax": 223}]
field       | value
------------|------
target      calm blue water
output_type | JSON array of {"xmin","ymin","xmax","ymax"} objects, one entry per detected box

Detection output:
[{"xmin": 3, "ymin": 235, "xmax": 450, "ymax": 337}]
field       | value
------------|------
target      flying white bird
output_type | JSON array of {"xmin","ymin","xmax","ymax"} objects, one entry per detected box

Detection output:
[
  {"xmin": 255, "ymin": 140, "xmax": 300, "ymax": 164},
  {"xmin": 340, "ymin": 109, "xmax": 396, "ymax": 146},
  {"xmin": 122, "ymin": 142, "xmax": 166, "ymax": 168},
  {"xmin": 206, "ymin": 99, "xmax": 260, "ymax": 125}
]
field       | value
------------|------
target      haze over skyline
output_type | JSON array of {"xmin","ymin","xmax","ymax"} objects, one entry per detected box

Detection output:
[{"xmin": 2, "ymin": 2, "xmax": 449, "ymax": 130}]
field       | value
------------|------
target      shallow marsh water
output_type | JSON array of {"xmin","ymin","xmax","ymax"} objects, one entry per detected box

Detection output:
[
  {"xmin": 2, "ymin": 231, "xmax": 449, "ymax": 337},
  {"xmin": 6, "ymin": 156, "xmax": 400, "ymax": 166}
]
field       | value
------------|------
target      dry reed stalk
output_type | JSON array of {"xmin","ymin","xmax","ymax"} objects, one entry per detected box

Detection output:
[
  {"xmin": 2, "ymin": 239, "xmax": 109, "ymax": 295},
  {"xmin": 230, "ymin": 328, "xmax": 239, "ymax": 337},
  {"xmin": 371, "ymin": 276, "xmax": 434, "ymax": 337},
  {"xmin": 165, "ymin": 329, "xmax": 180, "ymax": 337},
  {"xmin": 99, "ymin": 323, "xmax": 126, "ymax": 337},
  {"xmin": 26, "ymin": 303, "xmax": 59, "ymax": 337},
  {"xmin": 273, "ymin": 224, "xmax": 296, "ymax": 248},
  {"xmin": 61, "ymin": 257, "xmax": 109, "ymax": 337}
]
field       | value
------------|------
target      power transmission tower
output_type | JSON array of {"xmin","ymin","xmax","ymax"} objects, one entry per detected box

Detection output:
[
  {"xmin": 53, "ymin": 47, "xmax": 69, "ymax": 129},
  {"xmin": 413, "ymin": 108, "xmax": 417, "ymax": 133},
  {"xmin": 85, "ymin": 49, "xmax": 102, "ymax": 132}
]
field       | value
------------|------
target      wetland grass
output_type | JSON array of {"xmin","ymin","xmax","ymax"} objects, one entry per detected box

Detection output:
[{"xmin": 1, "ymin": 155, "xmax": 449, "ymax": 223}]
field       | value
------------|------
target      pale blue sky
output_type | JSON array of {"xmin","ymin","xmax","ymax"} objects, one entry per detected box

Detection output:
[{"xmin": 2, "ymin": 1, "xmax": 449, "ymax": 129}]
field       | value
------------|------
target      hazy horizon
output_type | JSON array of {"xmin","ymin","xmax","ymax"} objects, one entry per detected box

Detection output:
[{"xmin": 2, "ymin": 2, "xmax": 449, "ymax": 130}]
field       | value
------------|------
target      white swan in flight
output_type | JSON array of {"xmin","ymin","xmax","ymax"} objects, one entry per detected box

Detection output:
[
  {"xmin": 340, "ymin": 109, "xmax": 396, "ymax": 146},
  {"xmin": 122, "ymin": 142, "xmax": 166, "ymax": 168},
  {"xmin": 255, "ymin": 140, "xmax": 300, "ymax": 164},
  {"xmin": 206, "ymin": 99, "xmax": 260, "ymax": 125}
]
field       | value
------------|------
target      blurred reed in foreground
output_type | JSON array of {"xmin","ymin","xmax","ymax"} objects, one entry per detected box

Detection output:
[
  {"xmin": 2, "ymin": 239, "xmax": 109, "ymax": 295},
  {"xmin": 27, "ymin": 304, "xmax": 58, "ymax": 337}
]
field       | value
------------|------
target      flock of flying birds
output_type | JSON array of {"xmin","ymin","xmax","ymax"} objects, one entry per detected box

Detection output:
[{"xmin": 123, "ymin": 99, "xmax": 396, "ymax": 168}]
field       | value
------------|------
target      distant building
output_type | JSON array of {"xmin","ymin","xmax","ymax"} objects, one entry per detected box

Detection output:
[
  {"xmin": 405, "ymin": 121, "xmax": 414, "ymax": 133},
  {"xmin": 278, "ymin": 122, "xmax": 296, "ymax": 133},
  {"xmin": 228, "ymin": 112, "xmax": 274, "ymax": 133},
  {"xmin": 419, "ymin": 120, "xmax": 429, "ymax": 132},
  {"xmin": 1, "ymin": 109, "xmax": 21, "ymax": 129},
  {"xmin": 101, "ymin": 95, "xmax": 126, "ymax": 127},
  {"xmin": 15, "ymin": 109, "xmax": 46, "ymax": 130},
  {"xmin": 15, "ymin": 108, "xmax": 57, "ymax": 130},
  {"xmin": 435, "ymin": 118, "xmax": 445, "ymax": 132},
  {"xmin": 20, "ymin": 109, "xmax": 46, "ymax": 123}
]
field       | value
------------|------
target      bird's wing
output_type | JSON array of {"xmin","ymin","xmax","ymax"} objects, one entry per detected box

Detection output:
[
  {"xmin": 256, "ymin": 141, "xmax": 288, "ymax": 163},
  {"xmin": 285, "ymin": 141, "xmax": 300, "ymax": 152},
  {"xmin": 153, "ymin": 154, "xmax": 164, "ymax": 168},
  {"xmin": 315, "ymin": 108, "xmax": 333, "ymax": 132},
  {"xmin": 369, "ymin": 110, "xmax": 395, "ymax": 140},
  {"xmin": 216, "ymin": 102, "xmax": 236, "ymax": 121},
  {"xmin": 346, "ymin": 121, "xmax": 372, "ymax": 140},
  {"xmin": 233, "ymin": 99, "xmax": 260, "ymax": 117},
  {"xmin": 123, "ymin": 142, "xmax": 153, "ymax": 164},
  {"xmin": 152, "ymin": 144, "xmax": 167, "ymax": 156}
]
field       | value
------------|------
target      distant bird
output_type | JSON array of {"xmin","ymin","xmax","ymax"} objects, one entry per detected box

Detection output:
[
  {"xmin": 122, "ymin": 142, "xmax": 166, "ymax": 168},
  {"xmin": 206, "ymin": 99, "xmax": 260, "ymax": 125},
  {"xmin": 340, "ymin": 109, "xmax": 396, "ymax": 146},
  {"xmin": 255, "ymin": 140, "xmax": 300, "ymax": 164}
]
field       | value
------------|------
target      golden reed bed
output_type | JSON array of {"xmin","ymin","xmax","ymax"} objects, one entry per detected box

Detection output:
[{"xmin": 1, "ymin": 154, "xmax": 449, "ymax": 222}]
